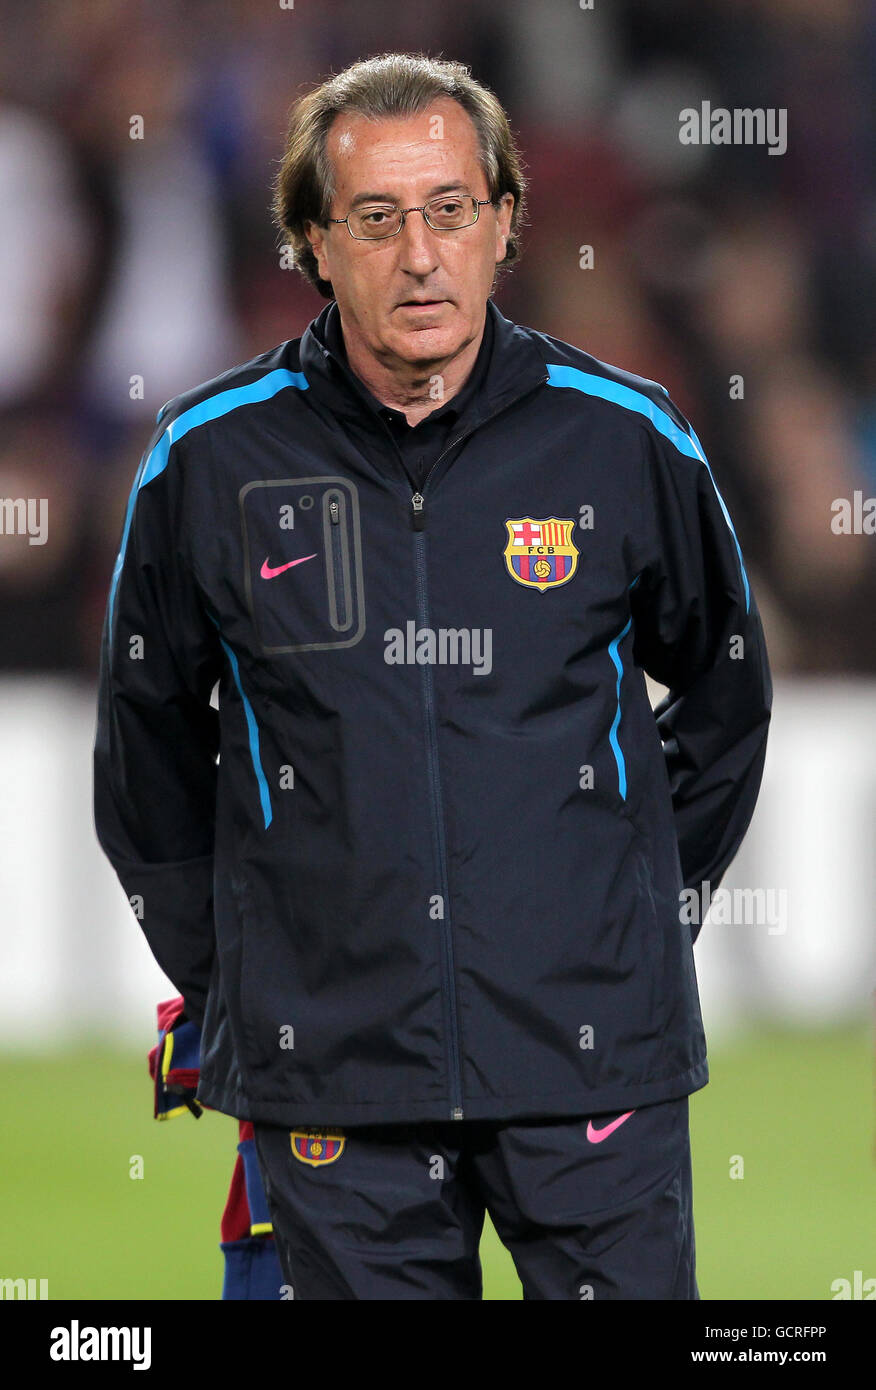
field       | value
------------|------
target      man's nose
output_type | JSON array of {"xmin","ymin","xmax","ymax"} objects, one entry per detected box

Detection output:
[{"xmin": 397, "ymin": 209, "xmax": 440, "ymax": 274}]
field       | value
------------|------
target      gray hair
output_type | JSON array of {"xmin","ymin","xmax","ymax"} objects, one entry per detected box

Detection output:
[{"xmin": 272, "ymin": 52, "xmax": 527, "ymax": 298}]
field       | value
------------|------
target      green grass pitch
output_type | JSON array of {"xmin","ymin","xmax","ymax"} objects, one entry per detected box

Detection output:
[{"xmin": 0, "ymin": 1023, "xmax": 872, "ymax": 1299}]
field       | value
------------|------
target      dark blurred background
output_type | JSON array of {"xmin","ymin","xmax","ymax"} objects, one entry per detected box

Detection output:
[{"xmin": 1, "ymin": 0, "xmax": 874, "ymax": 677}]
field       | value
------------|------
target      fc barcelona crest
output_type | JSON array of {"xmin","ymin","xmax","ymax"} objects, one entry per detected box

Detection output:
[
  {"xmin": 503, "ymin": 518, "xmax": 579, "ymax": 591},
  {"xmin": 290, "ymin": 1128, "xmax": 346, "ymax": 1167}
]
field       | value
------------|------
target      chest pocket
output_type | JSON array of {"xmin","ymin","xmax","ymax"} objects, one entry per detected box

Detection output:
[{"xmin": 239, "ymin": 475, "xmax": 365, "ymax": 653}]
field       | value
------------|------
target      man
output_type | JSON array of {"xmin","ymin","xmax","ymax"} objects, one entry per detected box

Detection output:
[{"xmin": 94, "ymin": 53, "xmax": 772, "ymax": 1300}]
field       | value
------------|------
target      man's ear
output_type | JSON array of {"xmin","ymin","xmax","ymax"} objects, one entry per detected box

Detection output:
[
  {"xmin": 495, "ymin": 194, "xmax": 514, "ymax": 264},
  {"xmin": 305, "ymin": 220, "xmax": 329, "ymax": 281}
]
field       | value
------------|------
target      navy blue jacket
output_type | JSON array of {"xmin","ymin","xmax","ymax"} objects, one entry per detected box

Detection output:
[{"xmin": 93, "ymin": 298, "xmax": 772, "ymax": 1126}]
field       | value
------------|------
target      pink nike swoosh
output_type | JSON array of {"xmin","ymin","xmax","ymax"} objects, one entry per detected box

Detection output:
[
  {"xmin": 260, "ymin": 553, "xmax": 317, "ymax": 579},
  {"xmin": 586, "ymin": 1110, "xmax": 636, "ymax": 1143}
]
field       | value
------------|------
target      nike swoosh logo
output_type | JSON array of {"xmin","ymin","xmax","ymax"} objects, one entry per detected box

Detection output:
[
  {"xmin": 586, "ymin": 1110, "xmax": 636, "ymax": 1143},
  {"xmin": 260, "ymin": 554, "xmax": 317, "ymax": 580}
]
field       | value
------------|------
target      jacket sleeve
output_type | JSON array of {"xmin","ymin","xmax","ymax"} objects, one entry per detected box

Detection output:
[
  {"xmin": 93, "ymin": 420, "xmax": 223, "ymax": 1025},
  {"xmin": 630, "ymin": 409, "xmax": 772, "ymax": 940}
]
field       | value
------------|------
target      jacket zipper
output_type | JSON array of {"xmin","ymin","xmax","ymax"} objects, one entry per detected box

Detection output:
[
  {"xmin": 407, "ymin": 386, "xmax": 547, "ymax": 1120},
  {"xmin": 411, "ymin": 425, "xmax": 482, "ymax": 529},
  {"xmin": 413, "ymin": 532, "xmax": 464, "ymax": 1120},
  {"xmin": 409, "ymin": 384, "xmax": 546, "ymax": 529},
  {"xmin": 410, "ymin": 412, "xmax": 506, "ymax": 1119}
]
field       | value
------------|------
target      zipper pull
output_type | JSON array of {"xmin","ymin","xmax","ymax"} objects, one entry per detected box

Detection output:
[
  {"xmin": 329, "ymin": 498, "xmax": 340, "ymax": 524},
  {"xmin": 411, "ymin": 492, "xmax": 426, "ymax": 530}
]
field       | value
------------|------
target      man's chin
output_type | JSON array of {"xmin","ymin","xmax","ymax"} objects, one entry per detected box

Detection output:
[{"xmin": 386, "ymin": 316, "xmax": 465, "ymax": 364}]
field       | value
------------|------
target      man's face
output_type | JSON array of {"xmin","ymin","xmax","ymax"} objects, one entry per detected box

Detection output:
[{"xmin": 305, "ymin": 98, "xmax": 513, "ymax": 369}]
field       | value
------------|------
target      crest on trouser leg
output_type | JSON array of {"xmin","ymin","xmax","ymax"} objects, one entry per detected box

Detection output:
[{"xmin": 290, "ymin": 1128, "xmax": 346, "ymax": 1166}]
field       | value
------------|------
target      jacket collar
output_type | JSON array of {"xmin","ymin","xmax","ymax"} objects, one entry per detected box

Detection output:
[{"xmin": 298, "ymin": 296, "xmax": 549, "ymax": 431}]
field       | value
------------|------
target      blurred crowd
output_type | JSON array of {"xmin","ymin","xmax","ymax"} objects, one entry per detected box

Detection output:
[{"xmin": 1, "ymin": 0, "xmax": 874, "ymax": 674}]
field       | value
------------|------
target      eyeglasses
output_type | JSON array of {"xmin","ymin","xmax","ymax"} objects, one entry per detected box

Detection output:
[{"xmin": 328, "ymin": 195, "xmax": 495, "ymax": 241}]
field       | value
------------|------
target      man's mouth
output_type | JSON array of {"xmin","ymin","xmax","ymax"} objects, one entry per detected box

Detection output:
[{"xmin": 396, "ymin": 297, "xmax": 448, "ymax": 308}]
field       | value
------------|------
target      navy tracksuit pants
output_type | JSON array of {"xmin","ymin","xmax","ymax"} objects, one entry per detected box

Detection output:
[{"xmin": 252, "ymin": 1094, "xmax": 698, "ymax": 1300}]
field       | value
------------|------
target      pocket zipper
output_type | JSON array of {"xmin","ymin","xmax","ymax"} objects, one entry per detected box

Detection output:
[{"xmin": 326, "ymin": 491, "xmax": 352, "ymax": 632}]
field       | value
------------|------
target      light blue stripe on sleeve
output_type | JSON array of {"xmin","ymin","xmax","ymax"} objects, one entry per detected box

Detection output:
[
  {"xmin": 107, "ymin": 369, "xmax": 309, "ymax": 634},
  {"xmin": 545, "ymin": 363, "xmax": 750, "ymax": 611},
  {"xmin": 607, "ymin": 615, "xmax": 633, "ymax": 801},
  {"xmin": 216, "ymin": 635, "xmax": 273, "ymax": 830},
  {"xmin": 605, "ymin": 573, "xmax": 641, "ymax": 802}
]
